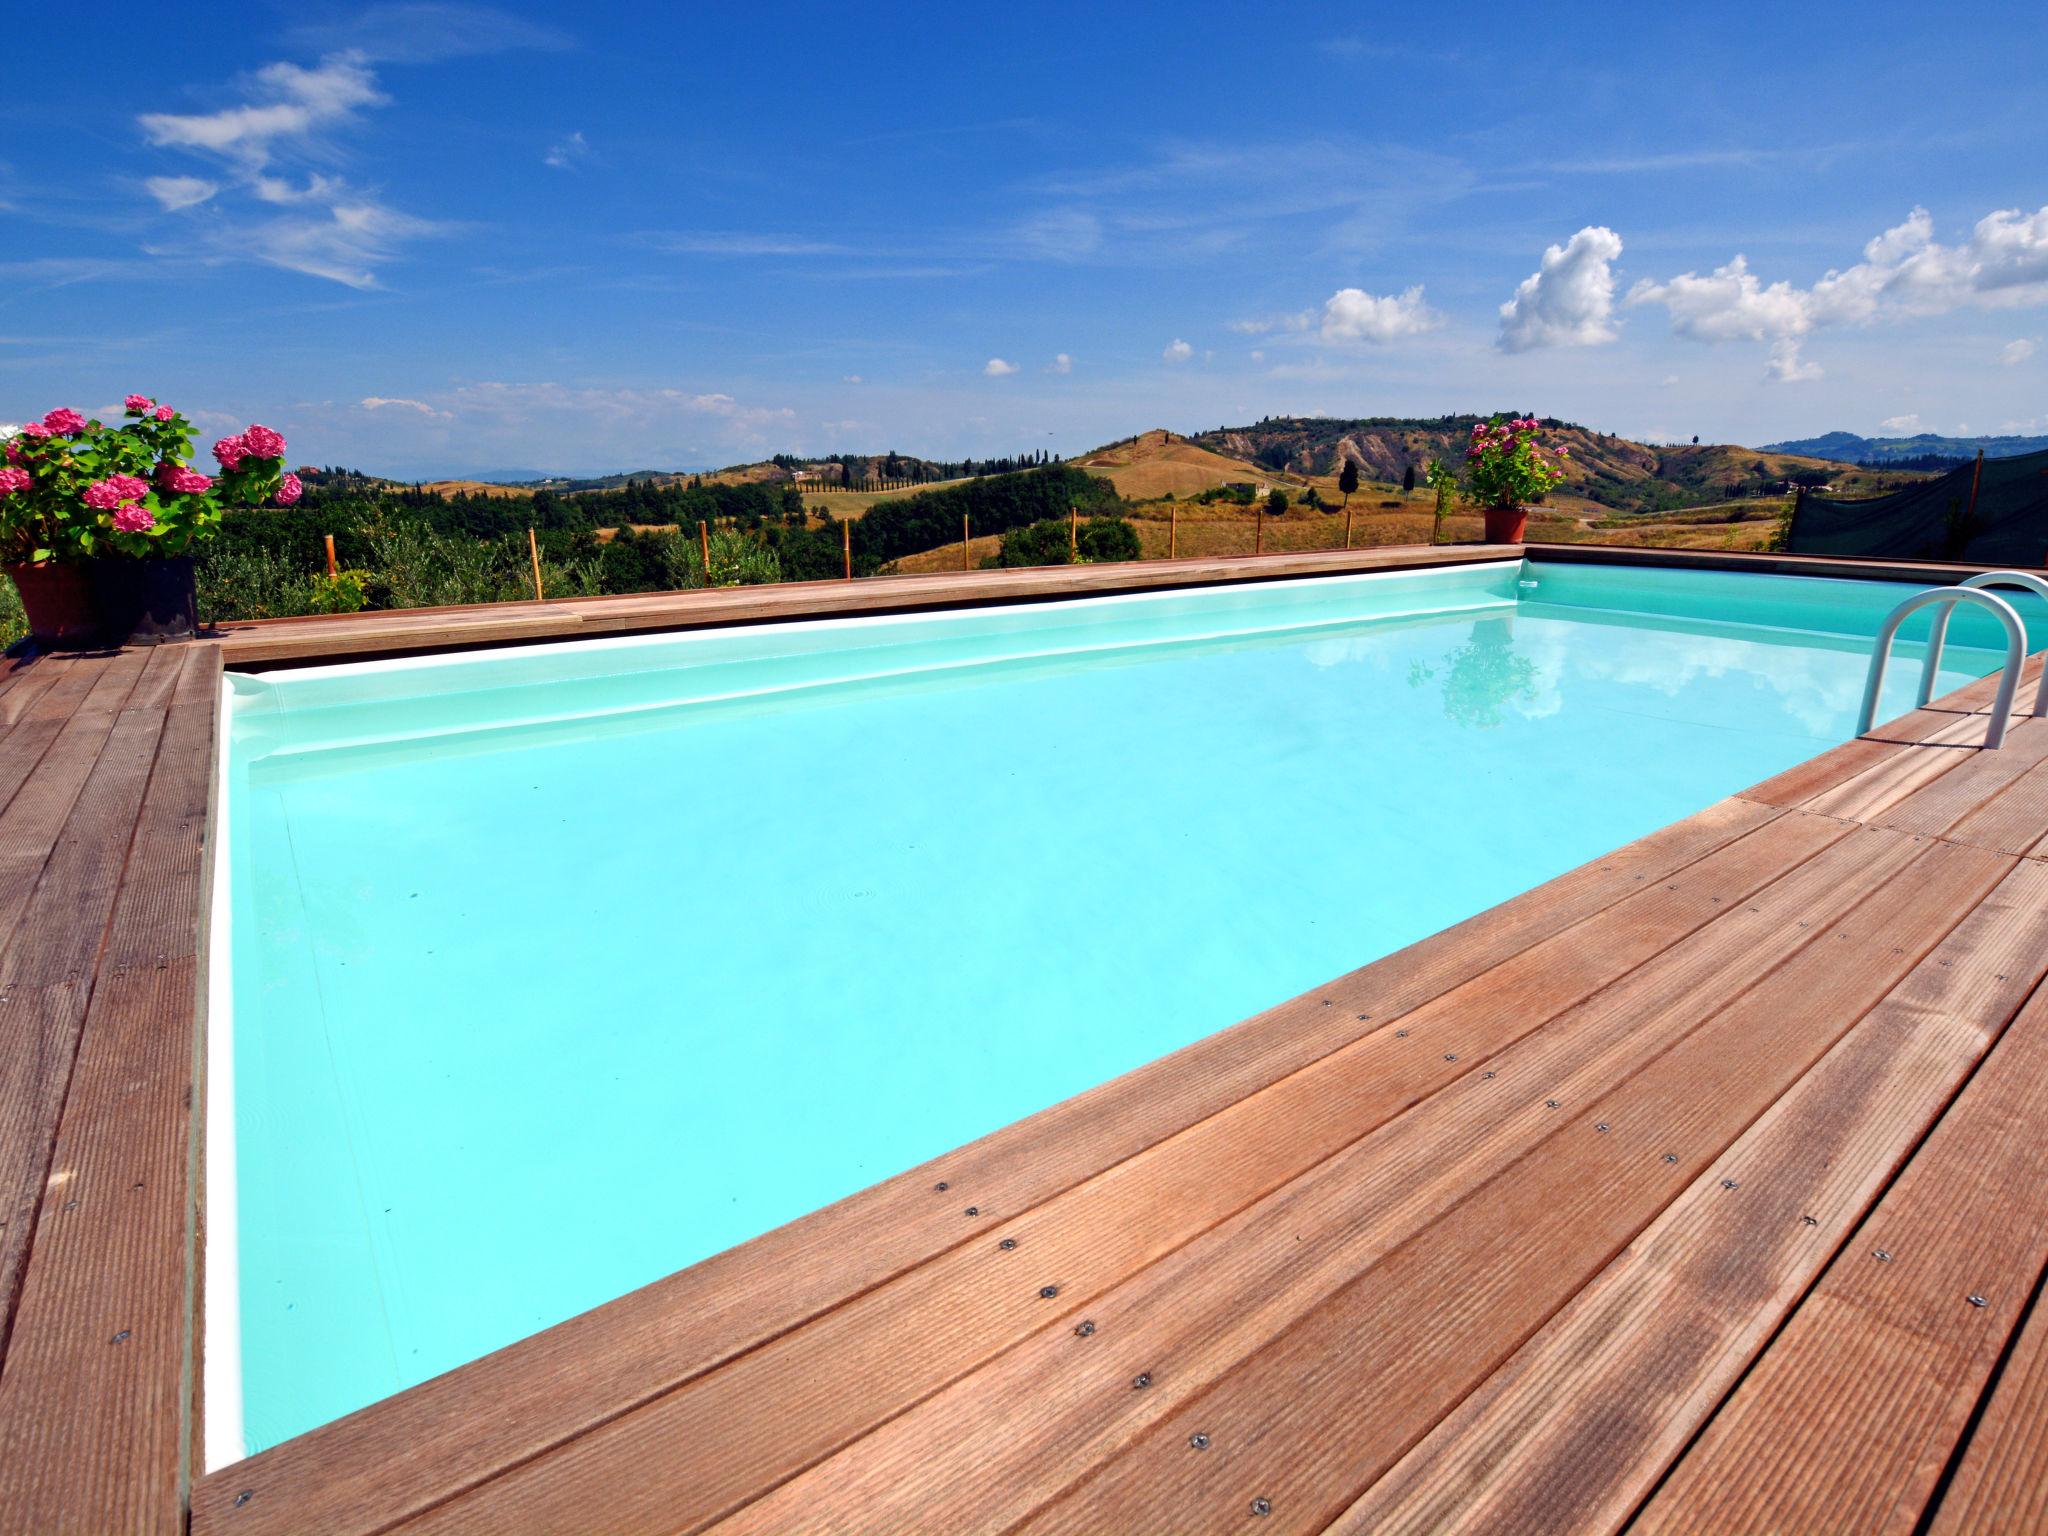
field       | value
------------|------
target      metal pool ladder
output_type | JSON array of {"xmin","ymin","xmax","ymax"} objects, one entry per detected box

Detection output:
[{"xmin": 1856, "ymin": 572, "xmax": 2048, "ymax": 749}]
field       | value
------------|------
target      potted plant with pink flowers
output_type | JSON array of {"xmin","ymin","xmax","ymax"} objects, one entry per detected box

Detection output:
[
  {"xmin": 1463, "ymin": 415, "xmax": 1569, "ymax": 544},
  {"xmin": 0, "ymin": 398, "xmax": 301, "ymax": 645}
]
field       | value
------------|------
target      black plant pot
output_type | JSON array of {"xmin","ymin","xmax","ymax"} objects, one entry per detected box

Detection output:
[{"xmin": 92, "ymin": 555, "xmax": 197, "ymax": 645}]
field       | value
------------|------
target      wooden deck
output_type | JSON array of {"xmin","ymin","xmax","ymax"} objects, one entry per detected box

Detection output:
[{"xmin": 2, "ymin": 546, "xmax": 2048, "ymax": 1533}]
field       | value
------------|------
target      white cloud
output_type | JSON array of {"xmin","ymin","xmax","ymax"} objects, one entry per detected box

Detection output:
[
  {"xmin": 145, "ymin": 175, "xmax": 218, "ymax": 211},
  {"xmin": 1319, "ymin": 285, "xmax": 1440, "ymax": 344},
  {"xmin": 361, "ymin": 395, "xmax": 445, "ymax": 415},
  {"xmin": 544, "ymin": 131, "xmax": 589, "ymax": 170},
  {"xmin": 219, "ymin": 200, "xmax": 448, "ymax": 289},
  {"xmin": 1880, "ymin": 413, "xmax": 1922, "ymax": 432},
  {"xmin": 1630, "ymin": 204, "xmax": 2048, "ymax": 362},
  {"xmin": 983, "ymin": 357, "xmax": 1017, "ymax": 376},
  {"xmin": 1765, "ymin": 339, "xmax": 1823, "ymax": 383},
  {"xmin": 139, "ymin": 54, "xmax": 384, "ymax": 168},
  {"xmin": 1162, "ymin": 338, "xmax": 1194, "ymax": 362},
  {"xmin": 1498, "ymin": 225, "xmax": 1624, "ymax": 352},
  {"xmin": 843, "ymin": 374, "xmax": 864, "ymax": 384},
  {"xmin": 1629, "ymin": 254, "xmax": 1811, "ymax": 342},
  {"xmin": 2004, "ymin": 338, "xmax": 2038, "ymax": 366},
  {"xmin": 1049, "ymin": 352, "xmax": 1072, "ymax": 374}
]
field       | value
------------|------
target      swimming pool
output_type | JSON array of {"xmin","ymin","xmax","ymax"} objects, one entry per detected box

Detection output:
[{"xmin": 208, "ymin": 556, "xmax": 2048, "ymax": 1462}]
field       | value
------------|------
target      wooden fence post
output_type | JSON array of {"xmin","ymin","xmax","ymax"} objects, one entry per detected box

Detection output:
[
  {"xmin": 1069, "ymin": 506, "xmax": 1078, "ymax": 555},
  {"xmin": 528, "ymin": 527, "xmax": 544, "ymax": 600},
  {"xmin": 1170, "ymin": 504, "xmax": 1177, "ymax": 559},
  {"xmin": 962, "ymin": 514, "xmax": 970, "ymax": 571},
  {"xmin": 699, "ymin": 519, "xmax": 710, "ymax": 579},
  {"xmin": 842, "ymin": 518, "xmax": 852, "ymax": 580},
  {"xmin": 323, "ymin": 533, "xmax": 337, "ymax": 578},
  {"xmin": 1345, "ymin": 507, "xmax": 1353, "ymax": 550},
  {"xmin": 1255, "ymin": 509, "xmax": 1263, "ymax": 557}
]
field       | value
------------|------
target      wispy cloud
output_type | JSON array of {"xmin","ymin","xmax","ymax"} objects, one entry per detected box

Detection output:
[
  {"xmin": 145, "ymin": 175, "xmax": 218, "ymax": 211},
  {"xmin": 544, "ymin": 131, "xmax": 590, "ymax": 170},
  {"xmin": 650, "ymin": 231, "xmax": 854, "ymax": 257},
  {"xmin": 284, "ymin": 2, "xmax": 574, "ymax": 64},
  {"xmin": 362, "ymin": 394, "xmax": 450, "ymax": 418},
  {"xmin": 135, "ymin": 53, "xmax": 443, "ymax": 287},
  {"xmin": 1161, "ymin": 338, "xmax": 1193, "ymax": 363},
  {"xmin": 983, "ymin": 357, "xmax": 1018, "ymax": 377}
]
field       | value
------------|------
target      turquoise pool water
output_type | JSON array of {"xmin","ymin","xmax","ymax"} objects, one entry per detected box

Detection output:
[{"xmin": 214, "ymin": 558, "xmax": 2048, "ymax": 1459}]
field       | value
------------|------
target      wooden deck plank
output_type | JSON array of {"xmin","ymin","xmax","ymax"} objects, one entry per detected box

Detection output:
[
  {"xmin": 991, "ymin": 839, "xmax": 2010, "ymax": 1536},
  {"xmin": 0, "ymin": 645, "xmax": 216, "ymax": 1535},
  {"xmin": 193, "ymin": 796, "xmax": 1786, "ymax": 1536},
  {"xmin": 1927, "ymin": 1273, "xmax": 2048, "ymax": 1533},
  {"xmin": 1877, "ymin": 714, "xmax": 2048, "ymax": 837},
  {"xmin": 1330, "ymin": 855, "xmax": 2048, "ymax": 1535},
  {"xmin": 1939, "ymin": 744, "xmax": 2048, "ymax": 860},
  {"xmin": 392, "ymin": 812, "xmax": 1862, "ymax": 1535},
  {"xmin": 0, "ymin": 649, "xmax": 177, "ymax": 1363},
  {"xmin": 697, "ymin": 828, "xmax": 1972, "ymax": 1536},
  {"xmin": 1630, "ymin": 973, "xmax": 2048, "ymax": 1534},
  {"xmin": 215, "ymin": 546, "xmax": 1526, "ymax": 665}
]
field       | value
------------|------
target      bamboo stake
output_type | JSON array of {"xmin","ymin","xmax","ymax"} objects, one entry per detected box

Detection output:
[
  {"xmin": 700, "ymin": 518, "xmax": 711, "ymax": 579},
  {"xmin": 1255, "ymin": 508, "xmax": 1263, "ymax": 557},
  {"xmin": 323, "ymin": 533, "xmax": 337, "ymax": 577},
  {"xmin": 842, "ymin": 518, "xmax": 852, "ymax": 579},
  {"xmin": 527, "ymin": 527, "xmax": 543, "ymax": 600},
  {"xmin": 1345, "ymin": 507, "xmax": 1353, "ymax": 550},
  {"xmin": 1170, "ymin": 504, "xmax": 1177, "ymax": 559},
  {"xmin": 1069, "ymin": 505, "xmax": 1078, "ymax": 554},
  {"xmin": 962, "ymin": 514, "xmax": 971, "ymax": 571}
]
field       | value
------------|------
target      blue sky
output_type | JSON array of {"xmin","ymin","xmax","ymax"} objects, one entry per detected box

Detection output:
[{"xmin": 4, "ymin": 0, "xmax": 2046, "ymax": 477}]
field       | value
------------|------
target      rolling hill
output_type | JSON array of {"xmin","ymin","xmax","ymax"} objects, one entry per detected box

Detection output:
[
  {"xmin": 1761, "ymin": 430, "xmax": 2048, "ymax": 464},
  {"xmin": 1186, "ymin": 416, "xmax": 1920, "ymax": 514}
]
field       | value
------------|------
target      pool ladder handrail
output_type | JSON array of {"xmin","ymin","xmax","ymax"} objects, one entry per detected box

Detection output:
[
  {"xmin": 1918, "ymin": 570, "xmax": 2048, "ymax": 711},
  {"xmin": 1856, "ymin": 582, "xmax": 2028, "ymax": 749}
]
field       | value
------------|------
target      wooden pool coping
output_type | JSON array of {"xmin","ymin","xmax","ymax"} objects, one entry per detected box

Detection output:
[{"xmin": 4, "ymin": 542, "xmax": 2048, "ymax": 1532}]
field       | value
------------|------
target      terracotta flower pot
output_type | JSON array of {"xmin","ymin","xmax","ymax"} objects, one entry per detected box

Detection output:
[
  {"xmin": 1482, "ymin": 505, "xmax": 1530, "ymax": 543},
  {"xmin": 6, "ymin": 561, "xmax": 100, "ymax": 649},
  {"xmin": 91, "ymin": 555, "xmax": 197, "ymax": 645}
]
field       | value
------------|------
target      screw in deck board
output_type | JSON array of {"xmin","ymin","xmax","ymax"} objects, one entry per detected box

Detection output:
[
  {"xmin": 1040, "ymin": 1285, "xmax": 1059, "ymax": 1299},
  {"xmin": 1874, "ymin": 1249, "xmax": 1894, "ymax": 1262},
  {"xmin": 1445, "ymin": 1053, "xmax": 1458, "ymax": 1062},
  {"xmin": 1801, "ymin": 1214, "xmax": 1819, "ymax": 1225},
  {"xmin": 1722, "ymin": 1179, "xmax": 1740, "ymax": 1190},
  {"xmin": 1252, "ymin": 1497, "xmax": 1273, "ymax": 1517},
  {"xmin": 1663, "ymin": 1154, "xmax": 1679, "ymax": 1164},
  {"xmin": 233, "ymin": 1491, "xmax": 254, "ymax": 1509},
  {"xmin": 110, "ymin": 1329, "xmax": 130, "ymax": 1344},
  {"xmin": 1483, "ymin": 1071, "xmax": 1496, "ymax": 1080},
  {"xmin": 1132, "ymin": 1372, "xmax": 1152, "ymax": 1389},
  {"xmin": 1395, "ymin": 1030, "xmax": 1408, "ymax": 1038},
  {"xmin": 1596, "ymin": 1123, "xmax": 1611, "ymax": 1133},
  {"xmin": 1074, "ymin": 1319, "xmax": 1096, "ymax": 1337},
  {"xmin": 1000, "ymin": 1238, "xmax": 1017, "ymax": 1251},
  {"xmin": 1189, "ymin": 1433, "xmax": 1211, "ymax": 1450},
  {"xmin": 964, "ymin": 1206, "xmax": 979, "ymax": 1217},
  {"xmin": 1545, "ymin": 1100, "xmax": 1559, "ymax": 1109},
  {"xmin": 1969, "ymin": 1294, "xmax": 1989, "ymax": 1307},
  {"xmin": 934, "ymin": 1181, "xmax": 949, "ymax": 1192}
]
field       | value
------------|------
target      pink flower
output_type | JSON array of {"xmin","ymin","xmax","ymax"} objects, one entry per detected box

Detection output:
[
  {"xmin": 124, "ymin": 394, "xmax": 154, "ymax": 413},
  {"xmin": 212, "ymin": 434, "xmax": 249, "ymax": 470},
  {"xmin": 41, "ymin": 407, "xmax": 86, "ymax": 435},
  {"xmin": 241, "ymin": 423, "xmax": 286, "ymax": 459},
  {"xmin": 4, "ymin": 442, "xmax": 21, "ymax": 463},
  {"xmin": 112, "ymin": 504, "xmax": 156, "ymax": 534},
  {"xmin": 83, "ymin": 474, "xmax": 151, "ymax": 511},
  {"xmin": 20, "ymin": 421, "xmax": 54, "ymax": 440},
  {"xmin": 154, "ymin": 404, "xmax": 174, "ymax": 421},
  {"xmin": 155, "ymin": 461, "xmax": 214, "ymax": 494},
  {"xmin": 0, "ymin": 466, "xmax": 29, "ymax": 497},
  {"xmin": 274, "ymin": 472, "xmax": 303, "ymax": 507}
]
